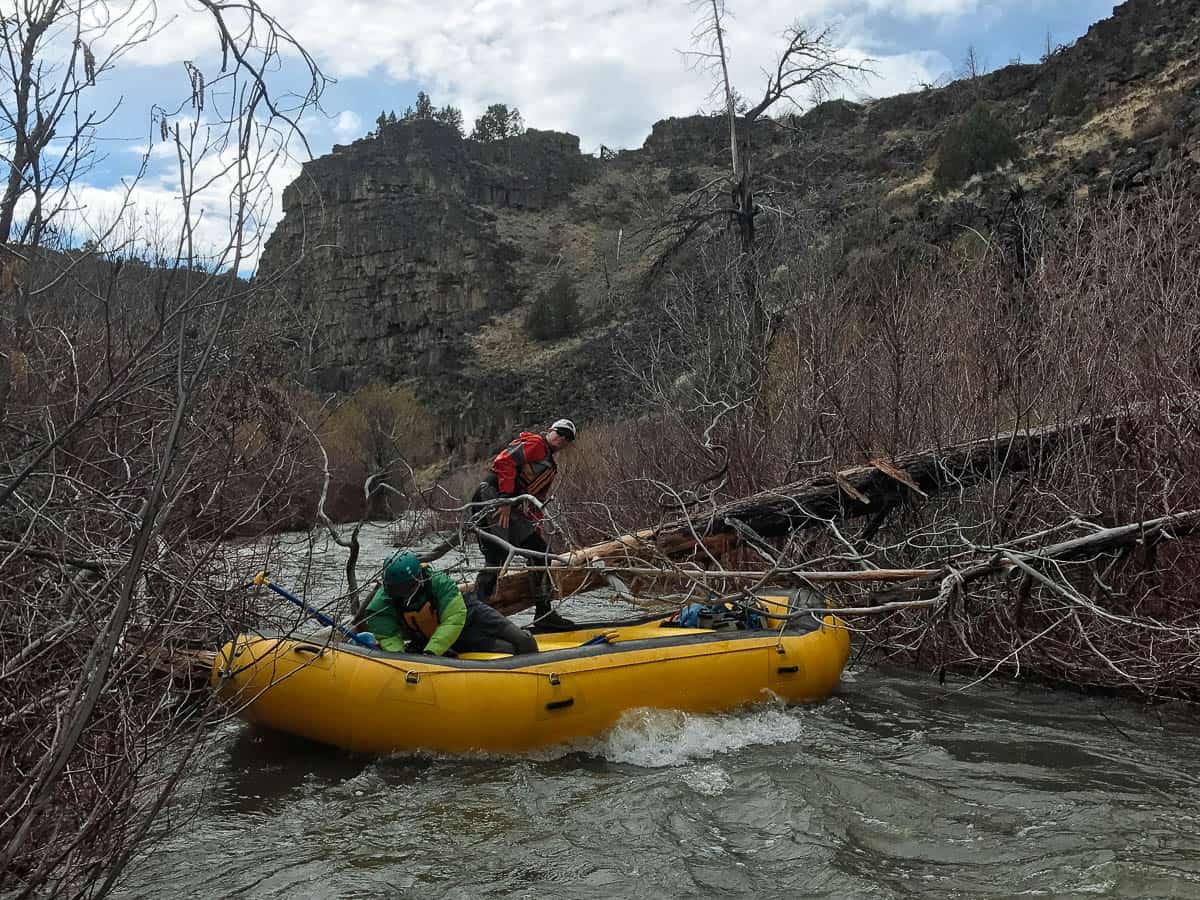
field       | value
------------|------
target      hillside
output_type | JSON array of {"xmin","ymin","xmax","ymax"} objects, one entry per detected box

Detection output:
[{"xmin": 255, "ymin": 0, "xmax": 1200, "ymax": 463}]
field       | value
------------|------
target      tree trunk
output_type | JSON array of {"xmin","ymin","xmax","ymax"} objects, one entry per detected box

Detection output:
[
  {"xmin": 673, "ymin": 409, "xmax": 1132, "ymax": 540},
  {"xmin": 475, "ymin": 409, "xmax": 1138, "ymax": 614}
]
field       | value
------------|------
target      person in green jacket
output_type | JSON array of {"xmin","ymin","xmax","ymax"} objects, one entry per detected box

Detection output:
[{"xmin": 358, "ymin": 551, "xmax": 538, "ymax": 656}]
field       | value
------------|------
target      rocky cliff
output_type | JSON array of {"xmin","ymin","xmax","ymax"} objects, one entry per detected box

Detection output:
[
  {"xmin": 257, "ymin": 0, "xmax": 1200, "ymax": 460},
  {"xmin": 259, "ymin": 118, "xmax": 616, "ymax": 458},
  {"xmin": 262, "ymin": 120, "xmax": 594, "ymax": 389}
]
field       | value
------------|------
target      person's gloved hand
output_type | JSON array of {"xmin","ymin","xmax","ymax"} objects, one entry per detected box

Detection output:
[{"xmin": 496, "ymin": 495, "xmax": 512, "ymax": 530}]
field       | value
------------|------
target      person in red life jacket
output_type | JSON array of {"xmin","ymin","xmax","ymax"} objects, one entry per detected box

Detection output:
[
  {"xmin": 358, "ymin": 551, "xmax": 538, "ymax": 655},
  {"xmin": 471, "ymin": 417, "xmax": 577, "ymax": 631}
]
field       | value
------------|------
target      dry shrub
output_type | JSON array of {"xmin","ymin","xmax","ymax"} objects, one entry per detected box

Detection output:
[
  {"xmin": 0, "ymin": 264, "xmax": 319, "ymax": 892},
  {"xmin": 281, "ymin": 382, "xmax": 439, "ymax": 524},
  {"xmin": 553, "ymin": 416, "xmax": 710, "ymax": 544},
  {"xmin": 594, "ymin": 178, "xmax": 1200, "ymax": 697}
]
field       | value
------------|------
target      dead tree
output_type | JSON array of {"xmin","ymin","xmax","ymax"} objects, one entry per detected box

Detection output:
[
  {"xmin": 0, "ymin": 1, "xmax": 156, "ymax": 248},
  {"xmin": 0, "ymin": 2, "xmax": 328, "ymax": 895},
  {"xmin": 0, "ymin": 0, "xmax": 160, "ymax": 422},
  {"xmin": 477, "ymin": 408, "xmax": 1141, "ymax": 613},
  {"xmin": 662, "ymin": 2, "xmax": 868, "ymax": 364}
]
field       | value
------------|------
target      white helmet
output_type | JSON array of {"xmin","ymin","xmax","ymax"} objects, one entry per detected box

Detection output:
[{"xmin": 550, "ymin": 418, "xmax": 577, "ymax": 440}]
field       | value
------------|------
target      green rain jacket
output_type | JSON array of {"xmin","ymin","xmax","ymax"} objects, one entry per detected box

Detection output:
[{"xmin": 360, "ymin": 568, "xmax": 467, "ymax": 655}]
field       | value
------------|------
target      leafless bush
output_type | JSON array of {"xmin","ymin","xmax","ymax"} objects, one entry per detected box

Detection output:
[
  {"xmin": 0, "ymin": 2, "xmax": 327, "ymax": 895},
  {"xmin": 593, "ymin": 176, "xmax": 1200, "ymax": 697},
  {"xmin": 286, "ymin": 382, "xmax": 441, "ymax": 524}
]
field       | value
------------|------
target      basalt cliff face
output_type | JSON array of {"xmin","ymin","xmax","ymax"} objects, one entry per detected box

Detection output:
[
  {"xmin": 257, "ymin": 0, "xmax": 1200, "ymax": 460},
  {"xmin": 261, "ymin": 121, "xmax": 592, "ymax": 385}
]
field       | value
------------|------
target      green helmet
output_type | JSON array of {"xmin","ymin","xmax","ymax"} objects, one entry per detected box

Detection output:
[{"xmin": 383, "ymin": 551, "xmax": 422, "ymax": 588}]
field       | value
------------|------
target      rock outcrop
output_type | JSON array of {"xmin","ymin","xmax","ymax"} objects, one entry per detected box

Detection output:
[
  {"xmin": 261, "ymin": 120, "xmax": 595, "ymax": 391},
  {"xmin": 257, "ymin": 0, "xmax": 1200, "ymax": 458}
]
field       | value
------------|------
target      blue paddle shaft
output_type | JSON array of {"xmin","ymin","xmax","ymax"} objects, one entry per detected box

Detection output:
[{"xmin": 260, "ymin": 577, "xmax": 375, "ymax": 649}]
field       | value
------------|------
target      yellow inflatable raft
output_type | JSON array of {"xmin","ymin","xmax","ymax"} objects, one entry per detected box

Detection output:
[{"xmin": 211, "ymin": 614, "xmax": 850, "ymax": 754}]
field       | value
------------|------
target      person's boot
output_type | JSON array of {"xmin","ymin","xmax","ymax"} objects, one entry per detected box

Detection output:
[
  {"xmin": 529, "ymin": 570, "xmax": 576, "ymax": 631},
  {"xmin": 533, "ymin": 602, "xmax": 577, "ymax": 632}
]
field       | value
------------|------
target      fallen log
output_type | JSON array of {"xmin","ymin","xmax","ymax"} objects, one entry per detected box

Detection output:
[
  {"xmin": 475, "ymin": 410, "xmax": 1137, "ymax": 615},
  {"xmin": 489, "ymin": 566, "xmax": 942, "ymax": 582},
  {"xmin": 674, "ymin": 410, "xmax": 1133, "ymax": 540}
]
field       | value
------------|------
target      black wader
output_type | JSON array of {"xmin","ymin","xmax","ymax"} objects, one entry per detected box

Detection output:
[{"xmin": 471, "ymin": 480, "xmax": 575, "ymax": 631}]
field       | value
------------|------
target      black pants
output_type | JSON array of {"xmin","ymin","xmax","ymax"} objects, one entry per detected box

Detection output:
[
  {"xmin": 471, "ymin": 482, "xmax": 552, "ymax": 613},
  {"xmin": 455, "ymin": 596, "xmax": 538, "ymax": 655}
]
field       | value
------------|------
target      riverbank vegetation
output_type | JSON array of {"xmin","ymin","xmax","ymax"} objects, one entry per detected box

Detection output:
[
  {"xmin": 0, "ymin": 1, "xmax": 327, "ymax": 894},
  {"xmin": 543, "ymin": 178, "xmax": 1200, "ymax": 699}
]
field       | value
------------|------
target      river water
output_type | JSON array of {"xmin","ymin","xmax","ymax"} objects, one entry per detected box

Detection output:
[{"xmin": 117, "ymin": 526, "xmax": 1200, "ymax": 899}]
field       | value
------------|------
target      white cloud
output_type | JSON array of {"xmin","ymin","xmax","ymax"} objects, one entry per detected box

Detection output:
[
  {"xmin": 862, "ymin": 0, "xmax": 978, "ymax": 13},
  {"xmin": 333, "ymin": 109, "xmax": 362, "ymax": 140},
  {"xmin": 41, "ymin": 125, "xmax": 301, "ymax": 272},
  {"xmin": 109, "ymin": 0, "xmax": 996, "ymax": 151}
]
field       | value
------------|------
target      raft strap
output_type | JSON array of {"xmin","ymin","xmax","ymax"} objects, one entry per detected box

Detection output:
[{"xmin": 545, "ymin": 698, "xmax": 574, "ymax": 710}]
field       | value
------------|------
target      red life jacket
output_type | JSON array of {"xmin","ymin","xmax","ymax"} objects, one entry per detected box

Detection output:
[
  {"xmin": 519, "ymin": 456, "xmax": 557, "ymax": 501},
  {"xmin": 489, "ymin": 432, "xmax": 558, "ymax": 518}
]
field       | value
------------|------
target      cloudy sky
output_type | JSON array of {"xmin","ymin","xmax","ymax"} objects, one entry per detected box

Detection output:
[{"xmin": 38, "ymin": 0, "xmax": 1117, "ymax": 267}]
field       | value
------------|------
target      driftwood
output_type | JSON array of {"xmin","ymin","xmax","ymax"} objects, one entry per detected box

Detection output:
[
  {"xmin": 478, "ymin": 411, "xmax": 1132, "ymax": 614},
  {"xmin": 676, "ymin": 411, "xmax": 1129, "ymax": 540},
  {"xmin": 808, "ymin": 509, "xmax": 1200, "ymax": 617},
  {"xmin": 495, "ymin": 566, "xmax": 942, "ymax": 582}
]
